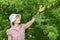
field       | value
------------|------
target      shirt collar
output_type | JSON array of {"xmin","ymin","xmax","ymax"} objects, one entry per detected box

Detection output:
[{"xmin": 11, "ymin": 24, "xmax": 22, "ymax": 31}]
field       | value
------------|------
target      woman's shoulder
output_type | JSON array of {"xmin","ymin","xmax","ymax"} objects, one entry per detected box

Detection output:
[
  {"xmin": 6, "ymin": 28, "xmax": 14, "ymax": 36},
  {"xmin": 6, "ymin": 28, "xmax": 12, "ymax": 33},
  {"xmin": 20, "ymin": 24, "xmax": 26, "ymax": 29},
  {"xmin": 20, "ymin": 24, "xmax": 25, "ymax": 27}
]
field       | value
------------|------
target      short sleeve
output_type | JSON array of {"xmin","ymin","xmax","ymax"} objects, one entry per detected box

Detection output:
[
  {"xmin": 21, "ymin": 24, "xmax": 26, "ymax": 29},
  {"xmin": 6, "ymin": 29, "xmax": 12, "ymax": 36}
]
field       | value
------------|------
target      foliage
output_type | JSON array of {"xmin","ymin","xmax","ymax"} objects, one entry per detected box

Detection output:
[{"xmin": 0, "ymin": 0, "xmax": 60, "ymax": 40}]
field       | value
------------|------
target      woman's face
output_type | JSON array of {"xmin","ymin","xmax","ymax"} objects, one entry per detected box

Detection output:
[{"xmin": 14, "ymin": 16, "xmax": 21, "ymax": 24}]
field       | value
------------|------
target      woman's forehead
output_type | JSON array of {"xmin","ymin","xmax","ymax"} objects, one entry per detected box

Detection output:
[
  {"xmin": 16, "ymin": 14, "xmax": 21, "ymax": 19},
  {"xmin": 16, "ymin": 15, "xmax": 19, "ymax": 17},
  {"xmin": 16, "ymin": 15, "xmax": 20, "ymax": 18}
]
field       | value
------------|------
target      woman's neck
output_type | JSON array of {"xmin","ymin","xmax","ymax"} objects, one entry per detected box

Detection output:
[
  {"xmin": 14, "ymin": 23, "xmax": 20, "ymax": 27},
  {"xmin": 12, "ymin": 23, "xmax": 21, "ymax": 30}
]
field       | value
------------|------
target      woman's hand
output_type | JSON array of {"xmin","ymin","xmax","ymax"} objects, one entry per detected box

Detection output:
[{"xmin": 39, "ymin": 5, "xmax": 46, "ymax": 12}]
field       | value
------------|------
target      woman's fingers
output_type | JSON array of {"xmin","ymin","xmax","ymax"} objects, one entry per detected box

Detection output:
[{"xmin": 39, "ymin": 5, "xmax": 46, "ymax": 12}]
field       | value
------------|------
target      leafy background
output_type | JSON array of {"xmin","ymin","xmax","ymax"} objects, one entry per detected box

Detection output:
[{"xmin": 0, "ymin": 0, "xmax": 60, "ymax": 40}]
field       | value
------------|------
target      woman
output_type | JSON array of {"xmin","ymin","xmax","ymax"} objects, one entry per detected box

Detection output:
[{"xmin": 6, "ymin": 5, "xmax": 45, "ymax": 40}]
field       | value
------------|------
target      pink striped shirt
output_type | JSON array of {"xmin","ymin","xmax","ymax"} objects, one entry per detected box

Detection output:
[{"xmin": 6, "ymin": 24, "xmax": 25, "ymax": 40}]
